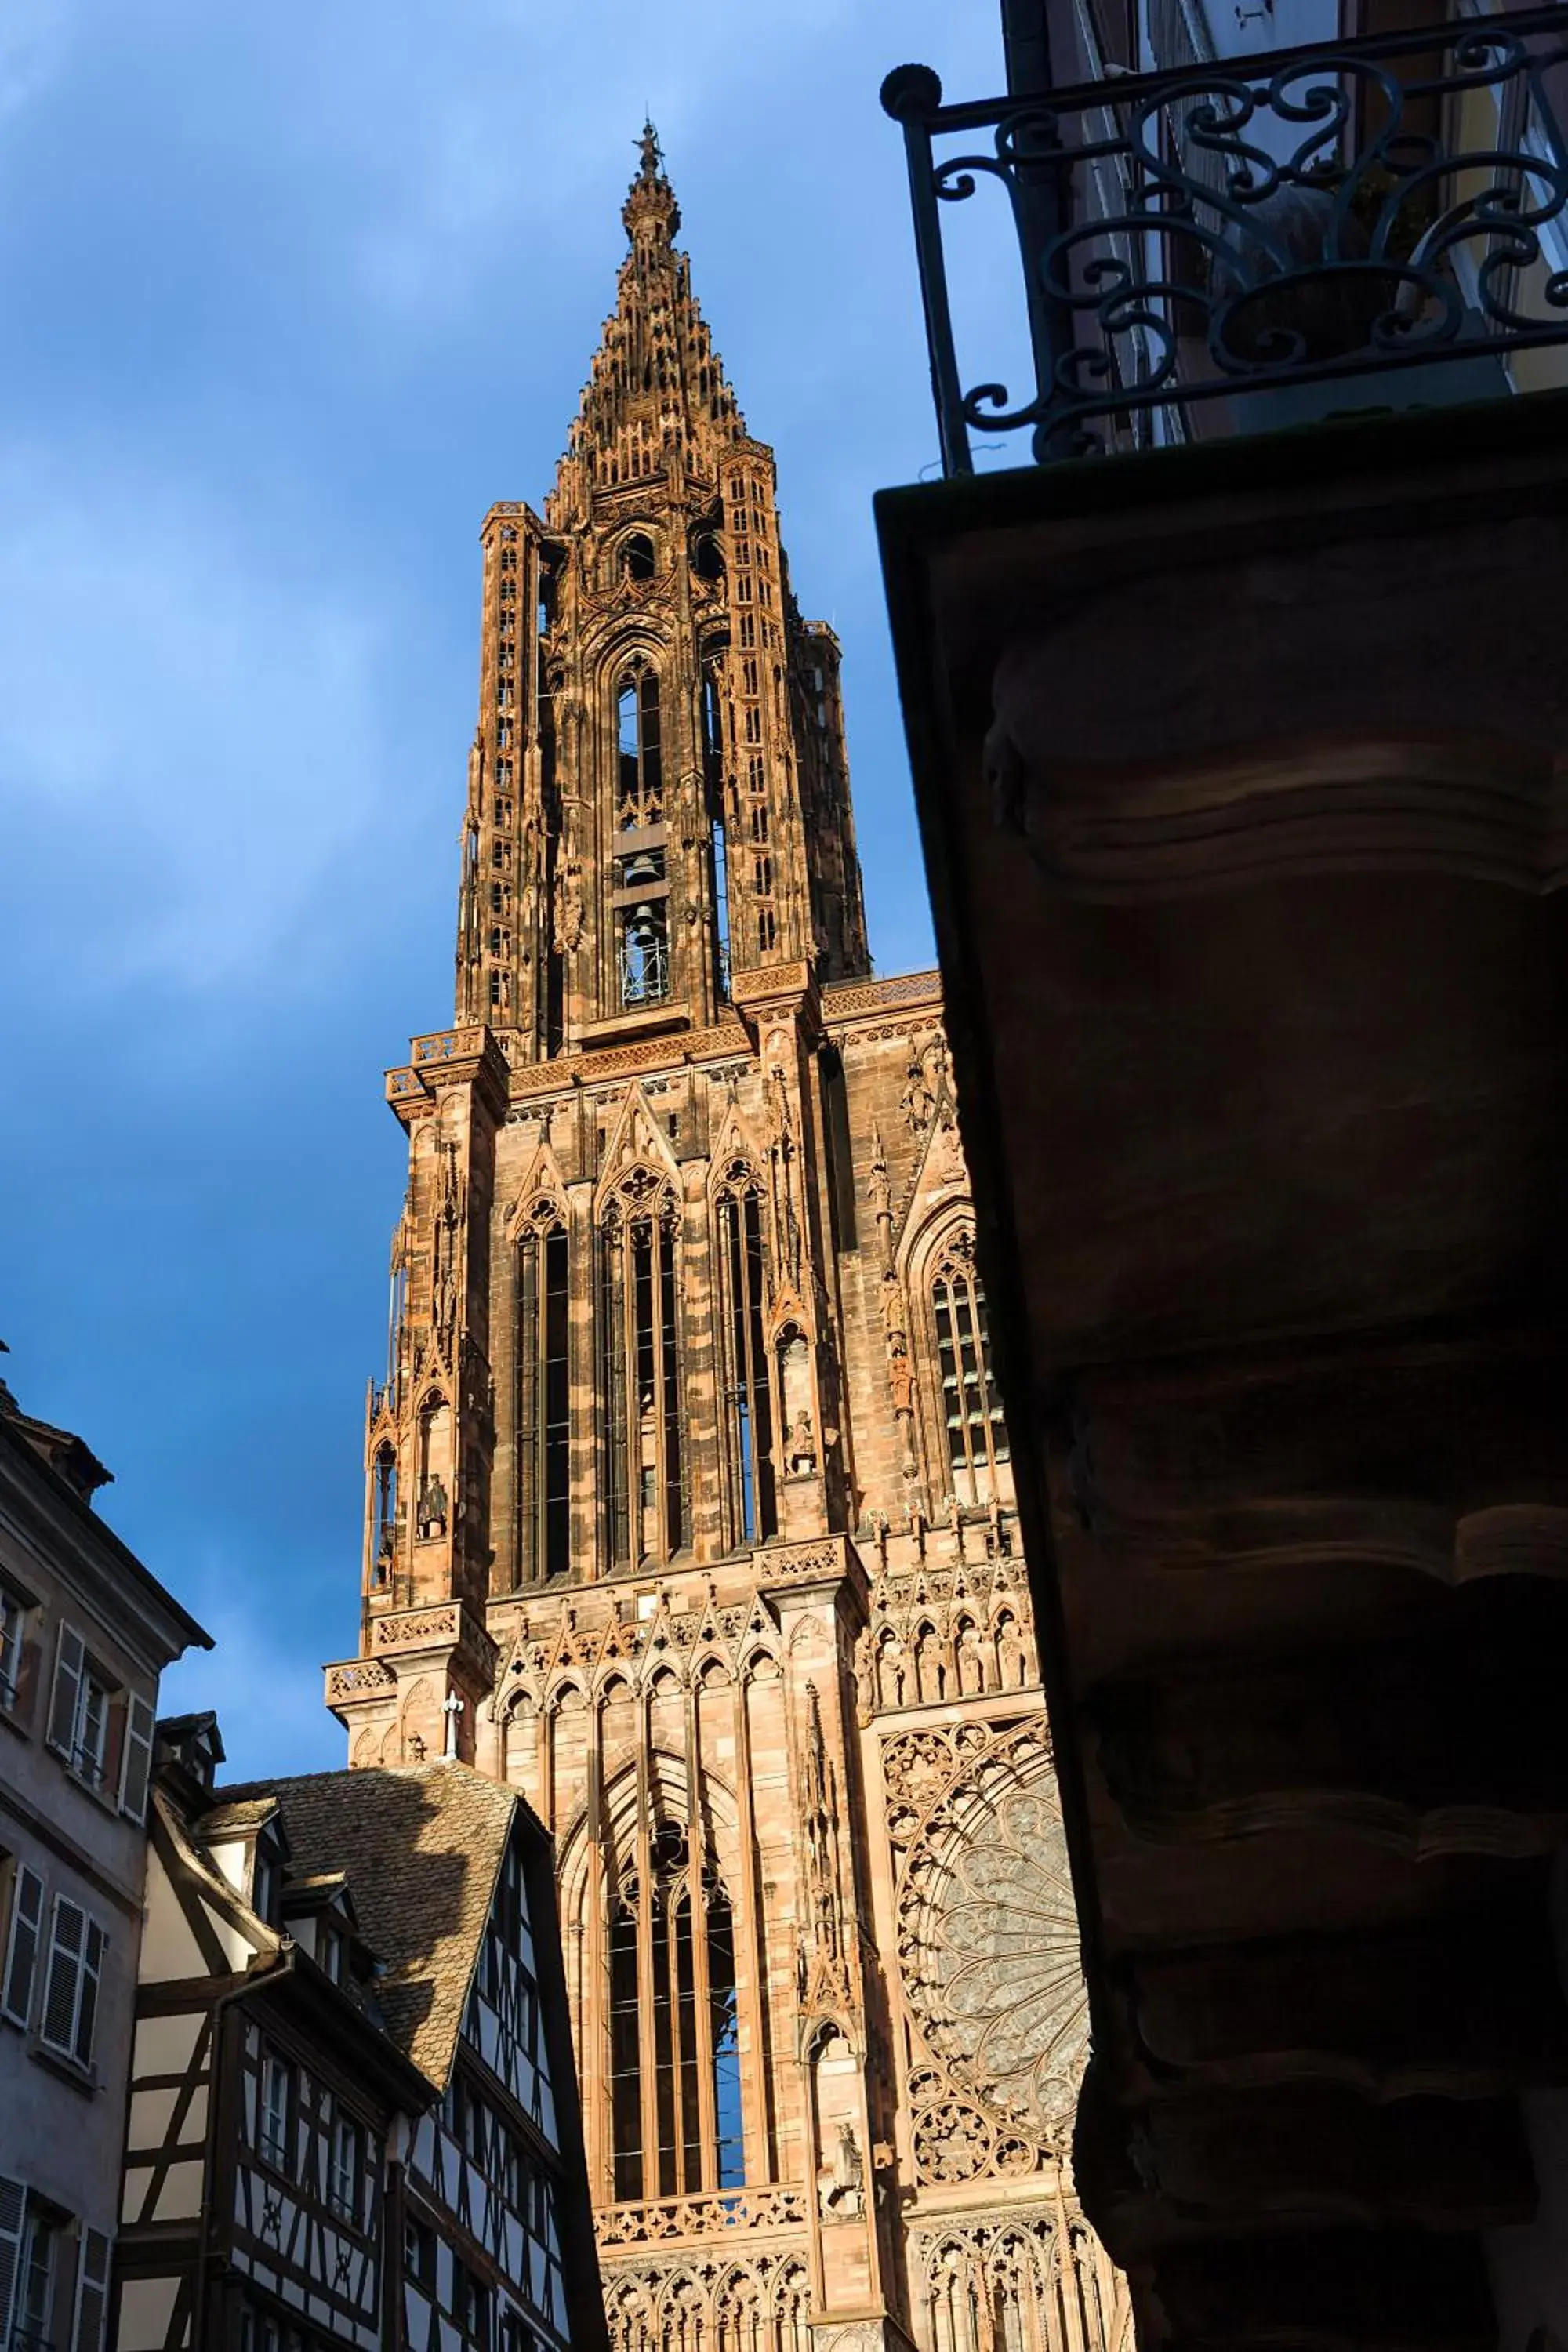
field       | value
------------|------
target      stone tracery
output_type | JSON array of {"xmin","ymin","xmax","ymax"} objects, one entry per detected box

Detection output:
[
  {"xmin": 912, "ymin": 2214, "xmax": 1132, "ymax": 2352},
  {"xmin": 891, "ymin": 1722, "xmax": 1087, "ymax": 2165},
  {"xmin": 598, "ymin": 2254, "xmax": 814, "ymax": 2352}
]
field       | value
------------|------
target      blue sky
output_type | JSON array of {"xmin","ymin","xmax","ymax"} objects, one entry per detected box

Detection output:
[{"xmin": 0, "ymin": 0, "xmax": 1006, "ymax": 1780}]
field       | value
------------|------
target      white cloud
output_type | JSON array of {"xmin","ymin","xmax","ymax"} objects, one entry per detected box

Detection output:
[{"xmin": 0, "ymin": 445, "xmax": 394, "ymax": 994}]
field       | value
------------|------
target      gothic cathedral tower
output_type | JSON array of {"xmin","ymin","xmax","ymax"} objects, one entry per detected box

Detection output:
[{"xmin": 327, "ymin": 132, "xmax": 1131, "ymax": 2352}]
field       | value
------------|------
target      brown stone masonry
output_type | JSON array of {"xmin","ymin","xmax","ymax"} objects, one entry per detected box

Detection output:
[{"xmin": 326, "ymin": 128, "xmax": 1131, "ymax": 2352}]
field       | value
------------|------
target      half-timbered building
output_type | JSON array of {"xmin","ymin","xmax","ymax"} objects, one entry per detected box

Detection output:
[
  {"xmin": 238, "ymin": 1764, "xmax": 603, "ymax": 2352},
  {"xmin": 114, "ymin": 1716, "xmax": 430, "ymax": 2352},
  {"xmin": 113, "ymin": 1724, "xmax": 604, "ymax": 2352}
]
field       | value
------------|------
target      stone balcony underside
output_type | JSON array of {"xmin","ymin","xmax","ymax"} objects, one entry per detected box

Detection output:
[{"xmin": 877, "ymin": 390, "xmax": 1568, "ymax": 2349}]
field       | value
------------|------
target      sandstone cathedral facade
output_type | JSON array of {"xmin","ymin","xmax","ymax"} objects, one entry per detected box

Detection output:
[{"xmin": 325, "ymin": 131, "xmax": 1131, "ymax": 2352}]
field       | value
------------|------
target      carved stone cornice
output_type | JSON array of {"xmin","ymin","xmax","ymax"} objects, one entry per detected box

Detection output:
[
  {"xmin": 758, "ymin": 1534, "xmax": 870, "ymax": 1624},
  {"xmin": 822, "ymin": 971, "xmax": 944, "ymax": 1028},
  {"xmin": 322, "ymin": 1656, "xmax": 399, "ymax": 1711},
  {"xmin": 503, "ymin": 1013, "xmax": 753, "ymax": 1105},
  {"xmin": 729, "ymin": 961, "xmax": 821, "ymax": 1040},
  {"xmin": 347, "ymin": 1599, "xmax": 500, "ymax": 1684},
  {"xmin": 387, "ymin": 1025, "xmax": 510, "ymax": 1124}
]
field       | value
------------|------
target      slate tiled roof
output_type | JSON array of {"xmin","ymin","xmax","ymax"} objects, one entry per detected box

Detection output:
[
  {"xmin": 216, "ymin": 1764, "xmax": 518, "ymax": 2089},
  {"xmin": 197, "ymin": 1796, "xmax": 280, "ymax": 1838}
]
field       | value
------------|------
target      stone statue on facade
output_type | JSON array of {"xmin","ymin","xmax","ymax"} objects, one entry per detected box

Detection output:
[
  {"xmin": 417, "ymin": 1475, "xmax": 448, "ymax": 1540},
  {"xmin": 818, "ymin": 2121, "xmax": 865, "ymax": 2221},
  {"xmin": 786, "ymin": 1410, "xmax": 817, "ymax": 1476}
]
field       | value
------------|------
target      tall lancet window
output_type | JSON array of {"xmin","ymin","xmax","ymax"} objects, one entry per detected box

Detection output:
[
  {"xmin": 931, "ymin": 1229, "xmax": 1011, "ymax": 1504},
  {"xmin": 608, "ymin": 1825, "xmax": 742, "ymax": 2202},
  {"xmin": 598, "ymin": 1176, "xmax": 684, "ymax": 1566},
  {"xmin": 615, "ymin": 657, "xmax": 663, "ymax": 829},
  {"xmin": 702, "ymin": 660, "xmax": 732, "ymax": 1000},
  {"xmin": 515, "ymin": 1202, "xmax": 571, "ymax": 1582},
  {"xmin": 370, "ymin": 1445, "xmax": 397, "ymax": 1589},
  {"xmin": 716, "ymin": 1169, "xmax": 776, "ymax": 1546}
]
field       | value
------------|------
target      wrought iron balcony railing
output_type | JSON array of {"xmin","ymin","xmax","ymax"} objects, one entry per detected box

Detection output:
[{"xmin": 882, "ymin": 5, "xmax": 1568, "ymax": 473}]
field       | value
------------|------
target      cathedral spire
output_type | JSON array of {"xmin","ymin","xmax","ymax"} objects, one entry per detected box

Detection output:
[
  {"xmin": 456, "ymin": 135, "xmax": 867, "ymax": 1047},
  {"xmin": 550, "ymin": 128, "xmax": 745, "ymax": 523}
]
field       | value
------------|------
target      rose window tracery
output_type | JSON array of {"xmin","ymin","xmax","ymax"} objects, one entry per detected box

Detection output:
[{"xmin": 898, "ymin": 1728, "xmax": 1087, "ymax": 2146}]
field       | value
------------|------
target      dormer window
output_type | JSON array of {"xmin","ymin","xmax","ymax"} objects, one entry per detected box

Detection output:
[
  {"xmin": 319, "ymin": 1922, "xmax": 345, "ymax": 1986},
  {"xmin": 252, "ymin": 1837, "xmax": 281, "ymax": 1928}
]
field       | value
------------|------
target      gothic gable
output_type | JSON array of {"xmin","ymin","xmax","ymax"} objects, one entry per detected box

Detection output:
[
  {"xmin": 891, "ymin": 1038, "xmax": 970, "ymax": 1274},
  {"xmin": 592, "ymin": 1081, "xmax": 681, "ymax": 1218},
  {"xmin": 505, "ymin": 1134, "xmax": 570, "ymax": 1240}
]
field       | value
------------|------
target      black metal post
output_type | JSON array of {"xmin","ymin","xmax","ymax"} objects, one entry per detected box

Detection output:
[{"xmin": 880, "ymin": 66, "xmax": 975, "ymax": 477}]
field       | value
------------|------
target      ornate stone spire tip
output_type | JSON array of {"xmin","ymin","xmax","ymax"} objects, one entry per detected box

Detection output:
[{"xmin": 623, "ymin": 116, "xmax": 679, "ymax": 243}]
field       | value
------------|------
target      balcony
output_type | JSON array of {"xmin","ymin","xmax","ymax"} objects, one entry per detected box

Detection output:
[
  {"xmin": 882, "ymin": 5, "xmax": 1568, "ymax": 471},
  {"xmin": 875, "ymin": 9, "xmax": 1568, "ymax": 2348}
]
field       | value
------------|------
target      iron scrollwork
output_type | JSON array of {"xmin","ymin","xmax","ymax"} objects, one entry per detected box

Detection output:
[{"xmin": 883, "ymin": 8, "xmax": 1568, "ymax": 470}]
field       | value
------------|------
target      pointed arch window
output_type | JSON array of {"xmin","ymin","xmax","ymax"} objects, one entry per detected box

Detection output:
[
  {"xmin": 702, "ymin": 661, "xmax": 732, "ymax": 1000},
  {"xmin": 516, "ymin": 1203, "xmax": 571, "ymax": 1582},
  {"xmin": 931, "ymin": 1232, "xmax": 1010, "ymax": 1505},
  {"xmin": 598, "ymin": 1178, "xmax": 684, "ymax": 1567},
  {"xmin": 608, "ymin": 1826, "xmax": 742, "ymax": 2201},
  {"xmin": 717, "ymin": 1169, "xmax": 776, "ymax": 1547},
  {"xmin": 619, "ymin": 532, "xmax": 656, "ymax": 584},
  {"xmin": 370, "ymin": 1444, "xmax": 397, "ymax": 1588},
  {"xmin": 615, "ymin": 658, "xmax": 663, "ymax": 829}
]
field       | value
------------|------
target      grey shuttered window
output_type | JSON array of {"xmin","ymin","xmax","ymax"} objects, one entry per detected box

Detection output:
[
  {"xmin": 41, "ymin": 1897, "xmax": 105, "ymax": 2069},
  {"xmin": 0, "ymin": 2176, "xmax": 23, "ymax": 2352},
  {"xmin": 118, "ymin": 1698, "xmax": 155, "ymax": 1824},
  {"xmin": 72, "ymin": 2230, "xmax": 110, "ymax": 2352},
  {"xmin": 46, "ymin": 1627, "xmax": 85, "ymax": 1758},
  {"xmin": 1, "ymin": 1867, "xmax": 44, "ymax": 2031}
]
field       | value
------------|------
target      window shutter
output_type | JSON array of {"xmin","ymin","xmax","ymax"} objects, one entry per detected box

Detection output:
[
  {"xmin": 71, "ymin": 2229, "xmax": 110, "ymax": 2352},
  {"xmin": 0, "ymin": 2176, "xmax": 24, "ymax": 2352},
  {"xmin": 75, "ymin": 1921, "xmax": 107, "ymax": 2067},
  {"xmin": 46, "ymin": 1627, "xmax": 85, "ymax": 1756},
  {"xmin": 100, "ymin": 1693, "xmax": 125, "ymax": 1798},
  {"xmin": 42, "ymin": 1896, "xmax": 85, "ymax": 2055},
  {"xmin": 119, "ymin": 1697, "xmax": 156, "ymax": 1824},
  {"xmin": 1, "ymin": 1868, "xmax": 44, "ymax": 2029}
]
